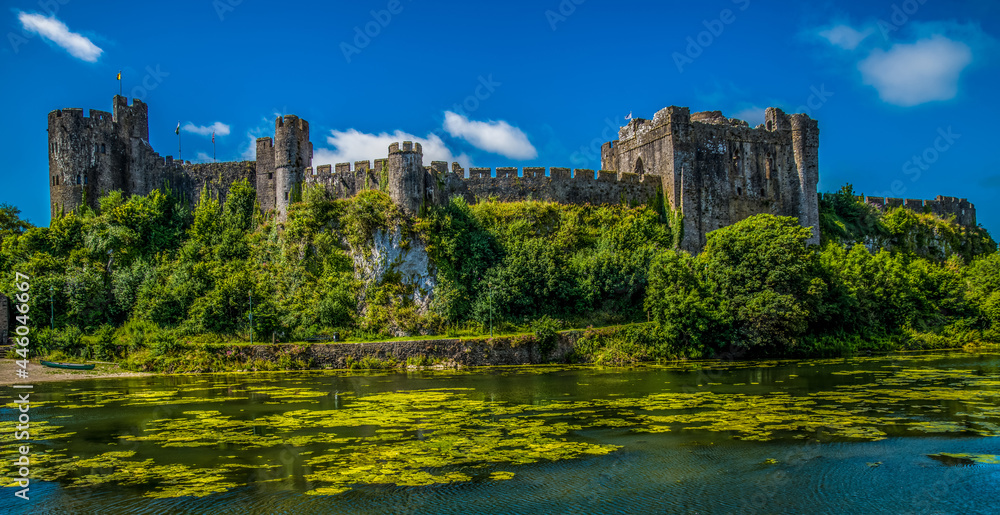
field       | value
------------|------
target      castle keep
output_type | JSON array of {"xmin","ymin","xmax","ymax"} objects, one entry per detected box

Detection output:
[{"xmin": 47, "ymin": 96, "xmax": 978, "ymax": 252}]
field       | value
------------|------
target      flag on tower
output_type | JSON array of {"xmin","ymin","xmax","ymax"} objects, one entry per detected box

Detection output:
[
  {"xmin": 175, "ymin": 122, "xmax": 180, "ymax": 135},
  {"xmin": 212, "ymin": 131, "xmax": 215, "ymax": 144},
  {"xmin": 625, "ymin": 111, "xmax": 633, "ymax": 121},
  {"xmin": 117, "ymin": 71, "xmax": 121, "ymax": 81}
]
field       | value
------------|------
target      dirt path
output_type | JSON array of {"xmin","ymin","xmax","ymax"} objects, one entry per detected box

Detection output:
[{"xmin": 0, "ymin": 359, "xmax": 151, "ymax": 384}]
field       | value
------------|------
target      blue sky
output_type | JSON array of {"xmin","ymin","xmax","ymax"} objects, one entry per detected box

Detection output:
[{"xmin": 1, "ymin": 0, "xmax": 998, "ymax": 236}]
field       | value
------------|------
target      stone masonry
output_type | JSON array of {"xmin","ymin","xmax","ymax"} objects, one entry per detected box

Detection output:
[
  {"xmin": 0, "ymin": 294, "xmax": 9, "ymax": 343},
  {"xmin": 601, "ymin": 107, "xmax": 821, "ymax": 251},
  {"xmin": 47, "ymin": 96, "xmax": 977, "ymax": 251}
]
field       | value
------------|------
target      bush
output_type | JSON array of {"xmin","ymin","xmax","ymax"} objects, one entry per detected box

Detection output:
[{"xmin": 531, "ymin": 315, "xmax": 562, "ymax": 355}]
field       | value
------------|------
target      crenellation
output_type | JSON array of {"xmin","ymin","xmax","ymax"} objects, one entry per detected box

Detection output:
[
  {"xmin": 550, "ymin": 167, "xmax": 571, "ymax": 179},
  {"xmin": 523, "ymin": 167, "xmax": 545, "ymax": 179},
  {"xmin": 470, "ymin": 167, "xmax": 492, "ymax": 179},
  {"xmin": 596, "ymin": 170, "xmax": 616, "ymax": 182},
  {"xmin": 865, "ymin": 196, "xmax": 885, "ymax": 209},
  {"xmin": 431, "ymin": 161, "xmax": 449, "ymax": 174},
  {"xmin": 496, "ymin": 167, "xmax": 517, "ymax": 179},
  {"xmin": 860, "ymin": 194, "xmax": 977, "ymax": 226},
  {"xmin": 47, "ymin": 97, "xmax": 977, "ymax": 246}
]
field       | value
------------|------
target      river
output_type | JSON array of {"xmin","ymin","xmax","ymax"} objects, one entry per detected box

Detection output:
[{"xmin": 2, "ymin": 350, "xmax": 998, "ymax": 514}]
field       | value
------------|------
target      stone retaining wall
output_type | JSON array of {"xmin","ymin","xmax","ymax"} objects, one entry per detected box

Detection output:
[{"xmin": 242, "ymin": 332, "xmax": 583, "ymax": 369}]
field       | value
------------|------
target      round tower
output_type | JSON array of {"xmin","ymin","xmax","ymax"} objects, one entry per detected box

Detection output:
[
  {"xmin": 387, "ymin": 141, "xmax": 425, "ymax": 215},
  {"xmin": 790, "ymin": 113, "xmax": 820, "ymax": 245},
  {"xmin": 273, "ymin": 115, "xmax": 312, "ymax": 220},
  {"xmin": 47, "ymin": 106, "xmax": 122, "ymax": 218}
]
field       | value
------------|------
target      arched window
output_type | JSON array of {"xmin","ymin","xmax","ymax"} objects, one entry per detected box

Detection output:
[
  {"xmin": 634, "ymin": 157, "xmax": 645, "ymax": 176},
  {"xmin": 83, "ymin": 176, "xmax": 88, "ymax": 185},
  {"xmin": 101, "ymin": 144, "xmax": 106, "ymax": 154},
  {"xmin": 76, "ymin": 175, "xmax": 81, "ymax": 185}
]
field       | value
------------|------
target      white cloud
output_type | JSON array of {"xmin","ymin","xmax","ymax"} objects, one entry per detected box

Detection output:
[
  {"xmin": 443, "ymin": 112, "xmax": 538, "ymax": 160},
  {"xmin": 194, "ymin": 152, "xmax": 214, "ymax": 163},
  {"xmin": 241, "ymin": 134, "xmax": 259, "ymax": 161},
  {"xmin": 819, "ymin": 24, "xmax": 874, "ymax": 50},
  {"xmin": 183, "ymin": 122, "xmax": 231, "ymax": 137},
  {"xmin": 18, "ymin": 11, "xmax": 102, "ymax": 62},
  {"xmin": 730, "ymin": 106, "xmax": 766, "ymax": 126},
  {"xmin": 312, "ymin": 129, "xmax": 472, "ymax": 169},
  {"xmin": 858, "ymin": 35, "xmax": 973, "ymax": 107}
]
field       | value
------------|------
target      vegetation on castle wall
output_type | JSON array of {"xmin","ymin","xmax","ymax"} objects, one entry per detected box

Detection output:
[
  {"xmin": 0, "ymin": 182, "xmax": 997, "ymax": 366},
  {"xmin": 417, "ymin": 196, "xmax": 673, "ymax": 329},
  {"xmin": 819, "ymin": 185, "xmax": 996, "ymax": 260},
  {"xmin": 645, "ymin": 210, "xmax": 1000, "ymax": 357}
]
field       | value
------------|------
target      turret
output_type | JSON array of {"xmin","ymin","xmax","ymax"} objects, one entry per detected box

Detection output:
[
  {"xmin": 273, "ymin": 115, "xmax": 312, "ymax": 220},
  {"xmin": 113, "ymin": 95, "xmax": 149, "ymax": 141},
  {"xmin": 790, "ymin": 113, "xmax": 820, "ymax": 245},
  {"xmin": 47, "ymin": 104, "xmax": 123, "ymax": 217},
  {"xmin": 255, "ymin": 137, "xmax": 276, "ymax": 212},
  {"xmin": 387, "ymin": 141, "xmax": 425, "ymax": 215}
]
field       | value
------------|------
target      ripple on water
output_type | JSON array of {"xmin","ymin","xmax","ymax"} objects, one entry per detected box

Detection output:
[{"xmin": 1, "ymin": 350, "xmax": 998, "ymax": 513}]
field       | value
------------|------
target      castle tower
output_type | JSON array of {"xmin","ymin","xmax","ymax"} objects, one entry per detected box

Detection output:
[
  {"xmin": 255, "ymin": 137, "xmax": 276, "ymax": 213},
  {"xmin": 47, "ymin": 104, "xmax": 125, "ymax": 217},
  {"xmin": 113, "ymin": 95, "xmax": 150, "ymax": 195},
  {"xmin": 387, "ymin": 141, "xmax": 425, "ymax": 215},
  {"xmin": 272, "ymin": 115, "xmax": 312, "ymax": 220},
  {"xmin": 789, "ymin": 113, "xmax": 820, "ymax": 245}
]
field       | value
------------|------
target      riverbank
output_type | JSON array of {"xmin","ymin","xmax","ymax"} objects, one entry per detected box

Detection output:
[
  {"xmin": 0, "ymin": 360, "xmax": 152, "ymax": 384},
  {"xmin": 115, "ymin": 329, "xmax": 585, "ymax": 373},
  {"xmin": 16, "ymin": 322, "xmax": 994, "ymax": 377}
]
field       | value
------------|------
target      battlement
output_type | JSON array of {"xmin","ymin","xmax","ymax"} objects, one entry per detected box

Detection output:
[
  {"xmin": 48, "ymin": 107, "xmax": 117, "ymax": 132},
  {"xmin": 275, "ymin": 115, "xmax": 309, "ymax": 132},
  {"xmin": 821, "ymin": 193, "xmax": 978, "ymax": 227},
  {"xmin": 455, "ymin": 166, "xmax": 651, "ymax": 183},
  {"xmin": 690, "ymin": 110, "xmax": 750, "ymax": 128},
  {"xmin": 329, "ymin": 159, "xmax": 388, "ymax": 174},
  {"xmin": 389, "ymin": 141, "xmax": 423, "ymax": 154}
]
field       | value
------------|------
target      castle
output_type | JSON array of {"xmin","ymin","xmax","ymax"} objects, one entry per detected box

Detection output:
[{"xmin": 47, "ymin": 96, "xmax": 977, "ymax": 252}]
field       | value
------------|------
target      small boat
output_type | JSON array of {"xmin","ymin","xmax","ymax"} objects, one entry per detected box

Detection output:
[{"xmin": 39, "ymin": 360, "xmax": 95, "ymax": 371}]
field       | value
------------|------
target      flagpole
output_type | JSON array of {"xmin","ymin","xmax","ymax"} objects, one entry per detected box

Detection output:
[
  {"xmin": 118, "ymin": 70, "xmax": 122, "ymax": 96},
  {"xmin": 177, "ymin": 121, "xmax": 182, "ymax": 161}
]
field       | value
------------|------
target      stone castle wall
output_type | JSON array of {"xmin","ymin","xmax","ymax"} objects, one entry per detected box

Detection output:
[
  {"xmin": 48, "ymin": 96, "xmax": 188, "ymax": 217},
  {"xmin": 47, "ymin": 97, "xmax": 977, "ymax": 252},
  {"xmin": 0, "ymin": 294, "xmax": 8, "ymax": 343},
  {"xmin": 181, "ymin": 161, "xmax": 257, "ymax": 206},
  {"xmin": 601, "ymin": 106, "xmax": 820, "ymax": 251},
  {"xmin": 818, "ymin": 193, "xmax": 977, "ymax": 227}
]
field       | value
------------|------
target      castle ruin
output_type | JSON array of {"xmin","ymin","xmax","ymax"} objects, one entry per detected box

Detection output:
[{"xmin": 46, "ymin": 96, "xmax": 978, "ymax": 252}]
